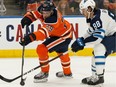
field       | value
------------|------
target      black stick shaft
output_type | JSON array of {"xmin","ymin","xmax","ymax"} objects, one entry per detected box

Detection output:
[
  {"xmin": 0, "ymin": 54, "xmax": 62, "ymax": 82},
  {"xmin": 20, "ymin": 45, "xmax": 25, "ymax": 82}
]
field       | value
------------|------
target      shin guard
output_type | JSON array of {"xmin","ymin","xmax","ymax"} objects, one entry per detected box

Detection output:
[
  {"xmin": 36, "ymin": 44, "xmax": 49, "ymax": 73},
  {"xmin": 58, "ymin": 53, "xmax": 72, "ymax": 75}
]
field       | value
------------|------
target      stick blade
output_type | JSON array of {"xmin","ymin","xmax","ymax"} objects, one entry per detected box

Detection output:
[{"xmin": 0, "ymin": 75, "xmax": 13, "ymax": 82}]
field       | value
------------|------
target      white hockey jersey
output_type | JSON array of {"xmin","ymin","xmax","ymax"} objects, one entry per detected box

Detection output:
[{"xmin": 83, "ymin": 9, "xmax": 116, "ymax": 45}]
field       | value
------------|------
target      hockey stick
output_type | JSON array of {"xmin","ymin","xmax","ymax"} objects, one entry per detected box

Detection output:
[
  {"xmin": 20, "ymin": 45, "xmax": 25, "ymax": 86},
  {"xmin": 0, "ymin": 54, "xmax": 63, "ymax": 83},
  {"xmin": 19, "ymin": 33, "xmax": 26, "ymax": 86}
]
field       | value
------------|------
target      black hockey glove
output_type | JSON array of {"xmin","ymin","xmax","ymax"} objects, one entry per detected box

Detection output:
[
  {"xmin": 71, "ymin": 37, "xmax": 85, "ymax": 52},
  {"xmin": 19, "ymin": 33, "xmax": 36, "ymax": 46},
  {"xmin": 21, "ymin": 17, "xmax": 32, "ymax": 28}
]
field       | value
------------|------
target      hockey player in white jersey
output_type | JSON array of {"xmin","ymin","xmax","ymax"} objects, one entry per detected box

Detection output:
[{"xmin": 71, "ymin": 0, "xmax": 116, "ymax": 86}]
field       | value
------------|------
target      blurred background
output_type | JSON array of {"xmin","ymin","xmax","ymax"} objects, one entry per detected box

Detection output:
[{"xmin": 0, "ymin": 0, "xmax": 115, "ymax": 17}]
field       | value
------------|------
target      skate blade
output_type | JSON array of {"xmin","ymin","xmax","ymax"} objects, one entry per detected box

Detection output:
[
  {"xmin": 57, "ymin": 76, "xmax": 73, "ymax": 79},
  {"xmin": 33, "ymin": 78, "xmax": 48, "ymax": 83},
  {"xmin": 87, "ymin": 83, "xmax": 104, "ymax": 87},
  {"xmin": 64, "ymin": 76, "xmax": 73, "ymax": 79}
]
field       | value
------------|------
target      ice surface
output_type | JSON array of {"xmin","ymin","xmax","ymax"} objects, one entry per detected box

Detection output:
[{"xmin": 0, "ymin": 56, "xmax": 116, "ymax": 87}]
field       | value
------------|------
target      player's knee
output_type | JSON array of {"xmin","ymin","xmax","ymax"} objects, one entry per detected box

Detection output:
[
  {"xmin": 36, "ymin": 44, "xmax": 48, "ymax": 58},
  {"xmin": 93, "ymin": 43, "xmax": 106, "ymax": 56},
  {"xmin": 59, "ymin": 53, "xmax": 70, "ymax": 62}
]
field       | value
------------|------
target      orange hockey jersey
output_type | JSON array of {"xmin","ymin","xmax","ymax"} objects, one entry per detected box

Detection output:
[{"xmin": 24, "ymin": 8, "xmax": 72, "ymax": 41}]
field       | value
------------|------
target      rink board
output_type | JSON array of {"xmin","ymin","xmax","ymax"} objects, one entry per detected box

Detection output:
[
  {"xmin": 0, "ymin": 16, "xmax": 116, "ymax": 58},
  {"xmin": 0, "ymin": 48, "xmax": 116, "ymax": 58}
]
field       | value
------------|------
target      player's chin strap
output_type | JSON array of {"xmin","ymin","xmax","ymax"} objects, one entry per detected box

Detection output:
[
  {"xmin": 87, "ymin": 8, "xmax": 94, "ymax": 19},
  {"xmin": 87, "ymin": 11, "xmax": 91, "ymax": 19}
]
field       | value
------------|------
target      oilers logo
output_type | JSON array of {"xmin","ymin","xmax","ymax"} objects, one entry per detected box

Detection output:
[{"xmin": 46, "ymin": 25, "xmax": 53, "ymax": 32}]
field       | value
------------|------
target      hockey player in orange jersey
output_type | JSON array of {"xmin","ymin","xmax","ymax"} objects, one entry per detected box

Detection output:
[{"xmin": 20, "ymin": 0, "xmax": 73, "ymax": 83}]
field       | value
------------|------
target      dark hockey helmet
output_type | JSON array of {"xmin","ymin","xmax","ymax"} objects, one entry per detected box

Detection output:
[{"xmin": 41, "ymin": 1, "xmax": 55, "ymax": 11}]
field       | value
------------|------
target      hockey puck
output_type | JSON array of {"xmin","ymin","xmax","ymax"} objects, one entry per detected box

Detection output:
[{"xmin": 20, "ymin": 81, "xmax": 25, "ymax": 86}]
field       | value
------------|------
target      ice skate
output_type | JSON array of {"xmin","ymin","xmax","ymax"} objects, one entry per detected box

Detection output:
[
  {"xmin": 82, "ymin": 76, "xmax": 104, "ymax": 85},
  {"xmin": 34, "ymin": 72, "xmax": 49, "ymax": 83},
  {"xmin": 56, "ymin": 71, "xmax": 73, "ymax": 78}
]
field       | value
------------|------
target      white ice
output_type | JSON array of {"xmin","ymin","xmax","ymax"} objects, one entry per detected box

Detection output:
[{"xmin": 0, "ymin": 56, "xmax": 116, "ymax": 87}]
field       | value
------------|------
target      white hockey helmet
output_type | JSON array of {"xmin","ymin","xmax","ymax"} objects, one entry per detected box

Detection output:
[{"xmin": 79, "ymin": 0, "xmax": 96, "ymax": 13}]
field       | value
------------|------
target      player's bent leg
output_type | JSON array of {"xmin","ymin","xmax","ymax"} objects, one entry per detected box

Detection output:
[
  {"xmin": 91, "ymin": 56, "xmax": 97, "ymax": 76},
  {"xmin": 82, "ymin": 44, "xmax": 106, "ymax": 85},
  {"xmin": 56, "ymin": 52, "xmax": 73, "ymax": 78},
  {"xmin": 34, "ymin": 44, "xmax": 49, "ymax": 83},
  {"xmin": 94, "ymin": 44, "xmax": 106, "ymax": 75}
]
